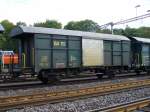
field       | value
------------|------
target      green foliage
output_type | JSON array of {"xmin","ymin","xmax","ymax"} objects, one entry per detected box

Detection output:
[
  {"xmin": 134, "ymin": 27, "xmax": 150, "ymax": 38},
  {"xmin": 64, "ymin": 19, "xmax": 99, "ymax": 32},
  {"xmin": 64, "ymin": 21, "xmax": 78, "ymax": 30},
  {"xmin": 16, "ymin": 21, "xmax": 27, "ymax": 26},
  {"xmin": 0, "ymin": 20, "xmax": 18, "ymax": 51},
  {"xmin": 123, "ymin": 27, "xmax": 138, "ymax": 37},
  {"xmin": 112, "ymin": 27, "xmax": 150, "ymax": 39},
  {"xmin": 97, "ymin": 29, "xmax": 112, "ymax": 34},
  {"xmin": 113, "ymin": 29, "xmax": 125, "ymax": 35},
  {"xmin": 34, "ymin": 20, "xmax": 62, "ymax": 29},
  {"xmin": 116, "ymin": 27, "xmax": 150, "ymax": 38},
  {"xmin": 0, "ymin": 19, "xmax": 150, "ymax": 53}
]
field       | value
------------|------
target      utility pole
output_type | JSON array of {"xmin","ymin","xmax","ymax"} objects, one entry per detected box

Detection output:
[
  {"xmin": 110, "ymin": 22, "xmax": 114, "ymax": 34},
  {"xmin": 135, "ymin": 5, "xmax": 141, "ymax": 17}
]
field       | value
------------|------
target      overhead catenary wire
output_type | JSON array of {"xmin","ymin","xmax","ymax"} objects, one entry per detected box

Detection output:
[{"xmin": 99, "ymin": 13, "xmax": 150, "ymax": 34}]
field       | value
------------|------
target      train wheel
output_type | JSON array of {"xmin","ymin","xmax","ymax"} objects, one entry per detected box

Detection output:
[
  {"xmin": 96, "ymin": 73, "xmax": 103, "ymax": 79},
  {"xmin": 38, "ymin": 71, "xmax": 48, "ymax": 84},
  {"xmin": 107, "ymin": 71, "xmax": 115, "ymax": 79},
  {"xmin": 42, "ymin": 77, "xmax": 48, "ymax": 84},
  {"xmin": 108, "ymin": 74, "xmax": 115, "ymax": 79},
  {"xmin": 147, "ymin": 70, "xmax": 150, "ymax": 75}
]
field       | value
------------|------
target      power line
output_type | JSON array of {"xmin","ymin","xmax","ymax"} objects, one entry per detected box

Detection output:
[{"xmin": 99, "ymin": 13, "xmax": 150, "ymax": 34}]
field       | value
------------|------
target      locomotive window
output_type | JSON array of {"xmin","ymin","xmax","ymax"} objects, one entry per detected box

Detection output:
[
  {"xmin": 53, "ymin": 39, "xmax": 66, "ymax": 49},
  {"xmin": 113, "ymin": 42, "xmax": 121, "ymax": 51},
  {"xmin": 104, "ymin": 41, "xmax": 111, "ymax": 51}
]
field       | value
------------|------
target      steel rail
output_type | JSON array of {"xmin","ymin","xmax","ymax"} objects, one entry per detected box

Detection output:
[
  {"xmin": 100, "ymin": 98, "xmax": 150, "ymax": 112},
  {"xmin": 0, "ymin": 79, "xmax": 150, "ymax": 110}
]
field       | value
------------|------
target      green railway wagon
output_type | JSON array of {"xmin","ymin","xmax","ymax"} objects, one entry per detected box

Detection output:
[
  {"xmin": 10, "ymin": 26, "xmax": 131, "ymax": 83},
  {"xmin": 130, "ymin": 37, "xmax": 150, "ymax": 69}
]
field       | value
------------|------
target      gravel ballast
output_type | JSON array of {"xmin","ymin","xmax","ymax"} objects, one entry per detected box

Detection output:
[
  {"xmin": 7, "ymin": 87, "xmax": 150, "ymax": 112},
  {"xmin": 0, "ymin": 76, "xmax": 149, "ymax": 98}
]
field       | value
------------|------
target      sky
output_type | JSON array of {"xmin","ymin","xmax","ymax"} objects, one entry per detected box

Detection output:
[{"xmin": 0, "ymin": 0, "xmax": 150, "ymax": 28}]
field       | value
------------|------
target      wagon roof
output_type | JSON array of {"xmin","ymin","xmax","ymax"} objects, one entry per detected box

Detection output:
[
  {"xmin": 132, "ymin": 37, "xmax": 150, "ymax": 43},
  {"xmin": 0, "ymin": 24, "xmax": 4, "ymax": 33},
  {"xmin": 10, "ymin": 26, "xmax": 130, "ymax": 41}
]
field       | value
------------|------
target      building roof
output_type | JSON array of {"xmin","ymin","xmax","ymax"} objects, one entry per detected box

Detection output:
[
  {"xmin": 0, "ymin": 24, "xmax": 4, "ymax": 33},
  {"xmin": 132, "ymin": 37, "xmax": 150, "ymax": 43},
  {"xmin": 10, "ymin": 26, "xmax": 130, "ymax": 41}
]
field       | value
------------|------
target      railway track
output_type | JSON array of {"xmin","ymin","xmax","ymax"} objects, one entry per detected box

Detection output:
[
  {"xmin": 1, "ymin": 78, "xmax": 150, "ymax": 111},
  {"xmin": 0, "ymin": 74, "xmax": 149, "ymax": 91},
  {"xmin": 0, "ymin": 76, "xmax": 99, "ymax": 91},
  {"xmin": 98, "ymin": 98, "xmax": 150, "ymax": 112}
]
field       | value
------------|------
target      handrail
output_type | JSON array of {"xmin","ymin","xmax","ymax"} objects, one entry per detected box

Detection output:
[
  {"xmin": 22, "ymin": 53, "xmax": 26, "ymax": 68},
  {"xmin": 32, "ymin": 48, "xmax": 34, "ymax": 66}
]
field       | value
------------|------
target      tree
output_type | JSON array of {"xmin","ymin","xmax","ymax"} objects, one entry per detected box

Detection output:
[
  {"xmin": 97, "ymin": 29, "xmax": 112, "ymax": 34},
  {"xmin": 123, "ymin": 27, "xmax": 139, "ymax": 37},
  {"xmin": 135, "ymin": 27, "xmax": 150, "ymax": 38},
  {"xmin": 64, "ymin": 19, "xmax": 99, "ymax": 32},
  {"xmin": 113, "ymin": 28, "xmax": 125, "ymax": 35},
  {"xmin": 16, "ymin": 21, "xmax": 27, "ymax": 26},
  {"xmin": 0, "ymin": 20, "xmax": 18, "ymax": 51},
  {"xmin": 34, "ymin": 20, "xmax": 62, "ymax": 29},
  {"xmin": 64, "ymin": 21, "xmax": 78, "ymax": 30}
]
